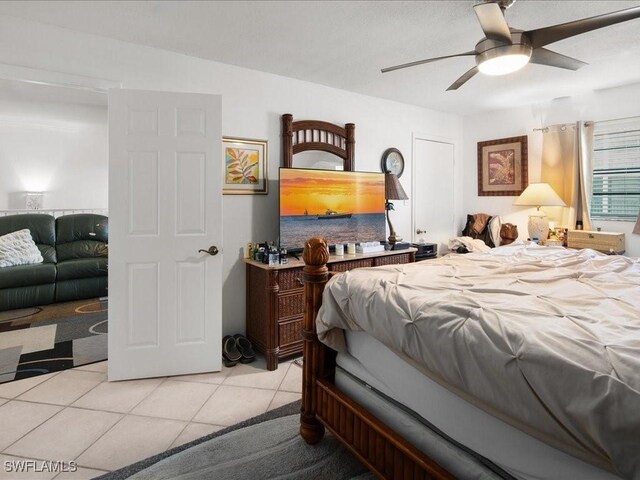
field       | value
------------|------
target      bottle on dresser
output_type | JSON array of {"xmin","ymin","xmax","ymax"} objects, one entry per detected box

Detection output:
[{"xmin": 268, "ymin": 242, "xmax": 279, "ymax": 266}]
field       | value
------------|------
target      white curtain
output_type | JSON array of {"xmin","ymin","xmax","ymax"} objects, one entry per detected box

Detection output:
[{"xmin": 541, "ymin": 121, "xmax": 593, "ymax": 230}]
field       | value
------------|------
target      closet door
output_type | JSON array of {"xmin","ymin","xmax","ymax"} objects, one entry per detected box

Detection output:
[{"xmin": 413, "ymin": 138, "xmax": 456, "ymax": 254}]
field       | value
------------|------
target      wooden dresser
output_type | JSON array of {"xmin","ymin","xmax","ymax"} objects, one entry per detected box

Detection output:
[{"xmin": 244, "ymin": 248, "xmax": 416, "ymax": 370}]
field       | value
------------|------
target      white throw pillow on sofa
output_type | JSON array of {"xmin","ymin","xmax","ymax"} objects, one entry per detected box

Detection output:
[{"xmin": 0, "ymin": 229, "xmax": 44, "ymax": 268}]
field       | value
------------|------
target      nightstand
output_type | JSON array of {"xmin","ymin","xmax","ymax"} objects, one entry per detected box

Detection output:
[
  {"xmin": 244, "ymin": 248, "xmax": 417, "ymax": 370},
  {"xmin": 412, "ymin": 243, "xmax": 438, "ymax": 261}
]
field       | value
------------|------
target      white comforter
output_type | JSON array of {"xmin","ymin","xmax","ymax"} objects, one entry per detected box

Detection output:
[{"xmin": 316, "ymin": 244, "xmax": 640, "ymax": 479}]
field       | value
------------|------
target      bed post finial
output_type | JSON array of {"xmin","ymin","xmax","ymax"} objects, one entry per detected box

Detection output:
[
  {"xmin": 300, "ymin": 237, "xmax": 329, "ymax": 444},
  {"xmin": 303, "ymin": 237, "xmax": 329, "ymax": 266}
]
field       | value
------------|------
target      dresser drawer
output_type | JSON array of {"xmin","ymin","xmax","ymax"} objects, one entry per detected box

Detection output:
[
  {"xmin": 278, "ymin": 267, "xmax": 304, "ymax": 291},
  {"xmin": 278, "ymin": 316, "xmax": 303, "ymax": 347},
  {"xmin": 329, "ymin": 258, "xmax": 374, "ymax": 272},
  {"xmin": 278, "ymin": 291, "xmax": 304, "ymax": 319},
  {"xmin": 373, "ymin": 253, "xmax": 413, "ymax": 266}
]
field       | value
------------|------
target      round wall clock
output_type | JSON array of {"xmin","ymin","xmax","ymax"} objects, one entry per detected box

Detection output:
[{"xmin": 381, "ymin": 148, "xmax": 405, "ymax": 178}]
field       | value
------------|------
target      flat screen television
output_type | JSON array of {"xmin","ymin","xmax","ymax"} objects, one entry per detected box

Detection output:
[{"xmin": 279, "ymin": 168, "xmax": 387, "ymax": 252}]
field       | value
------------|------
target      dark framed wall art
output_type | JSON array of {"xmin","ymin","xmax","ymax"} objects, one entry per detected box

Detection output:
[{"xmin": 477, "ymin": 135, "xmax": 528, "ymax": 196}]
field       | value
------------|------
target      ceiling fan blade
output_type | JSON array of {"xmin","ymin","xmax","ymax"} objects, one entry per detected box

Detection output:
[
  {"xmin": 530, "ymin": 48, "xmax": 587, "ymax": 71},
  {"xmin": 473, "ymin": 2, "xmax": 512, "ymax": 44},
  {"xmin": 446, "ymin": 66, "xmax": 479, "ymax": 91},
  {"xmin": 526, "ymin": 6, "xmax": 640, "ymax": 49},
  {"xmin": 381, "ymin": 51, "xmax": 476, "ymax": 73}
]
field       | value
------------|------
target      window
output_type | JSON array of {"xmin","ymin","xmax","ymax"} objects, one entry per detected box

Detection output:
[{"xmin": 591, "ymin": 117, "xmax": 640, "ymax": 220}]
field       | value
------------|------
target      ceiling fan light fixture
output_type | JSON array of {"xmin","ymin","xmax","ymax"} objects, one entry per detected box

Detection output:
[
  {"xmin": 476, "ymin": 42, "xmax": 533, "ymax": 75},
  {"xmin": 381, "ymin": 3, "xmax": 640, "ymax": 90},
  {"xmin": 478, "ymin": 53, "xmax": 530, "ymax": 75}
]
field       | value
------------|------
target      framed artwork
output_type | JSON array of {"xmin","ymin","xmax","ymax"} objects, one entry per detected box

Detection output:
[
  {"xmin": 477, "ymin": 135, "xmax": 528, "ymax": 196},
  {"xmin": 222, "ymin": 137, "xmax": 268, "ymax": 195}
]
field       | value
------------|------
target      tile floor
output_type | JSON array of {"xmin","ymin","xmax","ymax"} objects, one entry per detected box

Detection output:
[{"xmin": 0, "ymin": 356, "xmax": 302, "ymax": 479}]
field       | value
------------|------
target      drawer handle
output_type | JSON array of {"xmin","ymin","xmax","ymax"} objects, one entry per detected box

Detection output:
[{"xmin": 296, "ymin": 277, "xmax": 304, "ymax": 286}]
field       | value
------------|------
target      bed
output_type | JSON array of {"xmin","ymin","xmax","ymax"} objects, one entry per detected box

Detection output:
[{"xmin": 299, "ymin": 239, "xmax": 640, "ymax": 480}]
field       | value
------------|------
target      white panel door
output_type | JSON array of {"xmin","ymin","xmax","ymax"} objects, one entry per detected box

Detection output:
[
  {"xmin": 108, "ymin": 89, "xmax": 222, "ymax": 381},
  {"xmin": 413, "ymin": 139, "xmax": 455, "ymax": 254}
]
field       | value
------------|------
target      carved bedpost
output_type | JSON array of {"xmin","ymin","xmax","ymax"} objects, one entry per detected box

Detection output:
[
  {"xmin": 282, "ymin": 114, "xmax": 293, "ymax": 168},
  {"xmin": 345, "ymin": 122, "xmax": 355, "ymax": 172},
  {"xmin": 300, "ymin": 237, "xmax": 329, "ymax": 444}
]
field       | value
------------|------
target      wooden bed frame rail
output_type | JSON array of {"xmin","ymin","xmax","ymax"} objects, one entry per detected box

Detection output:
[{"xmin": 300, "ymin": 238, "xmax": 454, "ymax": 480}]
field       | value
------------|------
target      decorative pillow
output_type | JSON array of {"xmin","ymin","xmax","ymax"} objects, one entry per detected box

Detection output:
[
  {"xmin": 488, "ymin": 216, "xmax": 502, "ymax": 247},
  {"xmin": 0, "ymin": 229, "xmax": 44, "ymax": 268},
  {"xmin": 500, "ymin": 223, "xmax": 519, "ymax": 245}
]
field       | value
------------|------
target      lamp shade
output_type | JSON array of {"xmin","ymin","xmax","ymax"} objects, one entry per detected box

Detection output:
[
  {"xmin": 25, "ymin": 192, "xmax": 44, "ymax": 210},
  {"xmin": 513, "ymin": 183, "xmax": 566, "ymax": 209},
  {"xmin": 385, "ymin": 173, "xmax": 408, "ymax": 201},
  {"xmin": 633, "ymin": 210, "xmax": 640, "ymax": 235}
]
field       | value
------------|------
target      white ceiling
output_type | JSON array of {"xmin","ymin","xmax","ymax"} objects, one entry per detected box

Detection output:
[{"xmin": 1, "ymin": 0, "xmax": 640, "ymax": 115}]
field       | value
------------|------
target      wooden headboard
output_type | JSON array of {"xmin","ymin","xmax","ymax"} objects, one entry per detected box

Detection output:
[{"xmin": 282, "ymin": 113, "xmax": 355, "ymax": 171}]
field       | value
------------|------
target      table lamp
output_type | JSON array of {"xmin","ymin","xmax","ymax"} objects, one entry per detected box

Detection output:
[
  {"xmin": 25, "ymin": 192, "xmax": 44, "ymax": 210},
  {"xmin": 633, "ymin": 210, "xmax": 640, "ymax": 235},
  {"xmin": 513, "ymin": 183, "xmax": 566, "ymax": 241},
  {"xmin": 385, "ymin": 173, "xmax": 408, "ymax": 244}
]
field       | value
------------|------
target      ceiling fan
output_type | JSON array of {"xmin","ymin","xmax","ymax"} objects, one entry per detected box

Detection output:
[{"xmin": 381, "ymin": 0, "xmax": 640, "ymax": 90}]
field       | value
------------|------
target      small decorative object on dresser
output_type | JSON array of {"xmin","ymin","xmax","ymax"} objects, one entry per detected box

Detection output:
[
  {"xmin": 381, "ymin": 148, "xmax": 405, "ymax": 177},
  {"xmin": 384, "ymin": 173, "xmax": 408, "ymax": 245},
  {"xmin": 478, "ymin": 135, "xmax": 528, "ymax": 196},
  {"xmin": 222, "ymin": 137, "xmax": 268, "ymax": 195}
]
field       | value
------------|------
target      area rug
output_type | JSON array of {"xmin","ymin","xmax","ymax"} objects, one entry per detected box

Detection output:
[
  {"xmin": 98, "ymin": 400, "xmax": 372, "ymax": 480},
  {"xmin": 0, "ymin": 298, "xmax": 107, "ymax": 384}
]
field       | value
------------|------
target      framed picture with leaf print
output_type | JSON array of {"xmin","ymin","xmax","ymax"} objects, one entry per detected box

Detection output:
[
  {"xmin": 222, "ymin": 137, "xmax": 268, "ymax": 195},
  {"xmin": 477, "ymin": 135, "xmax": 528, "ymax": 196}
]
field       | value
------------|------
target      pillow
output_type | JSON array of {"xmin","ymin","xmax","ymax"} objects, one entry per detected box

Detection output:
[
  {"xmin": 449, "ymin": 236, "xmax": 491, "ymax": 253},
  {"xmin": 488, "ymin": 216, "xmax": 502, "ymax": 247},
  {"xmin": 0, "ymin": 229, "xmax": 44, "ymax": 268}
]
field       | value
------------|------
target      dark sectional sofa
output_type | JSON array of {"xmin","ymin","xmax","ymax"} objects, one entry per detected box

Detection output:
[{"xmin": 0, "ymin": 213, "xmax": 108, "ymax": 311}]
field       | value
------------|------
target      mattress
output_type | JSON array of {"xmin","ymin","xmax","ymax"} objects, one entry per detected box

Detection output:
[
  {"xmin": 317, "ymin": 244, "xmax": 640, "ymax": 478},
  {"xmin": 337, "ymin": 330, "xmax": 623, "ymax": 480}
]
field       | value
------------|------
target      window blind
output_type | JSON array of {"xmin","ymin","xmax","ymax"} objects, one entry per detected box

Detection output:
[{"xmin": 591, "ymin": 116, "xmax": 640, "ymax": 220}]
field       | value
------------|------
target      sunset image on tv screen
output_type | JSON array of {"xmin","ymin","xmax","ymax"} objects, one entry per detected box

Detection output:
[{"xmin": 279, "ymin": 168, "xmax": 386, "ymax": 250}]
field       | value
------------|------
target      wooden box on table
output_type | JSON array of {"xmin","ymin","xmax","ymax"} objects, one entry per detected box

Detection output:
[{"xmin": 567, "ymin": 230, "xmax": 625, "ymax": 254}]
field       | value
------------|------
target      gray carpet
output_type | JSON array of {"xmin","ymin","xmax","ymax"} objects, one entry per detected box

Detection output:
[
  {"xmin": 97, "ymin": 400, "xmax": 373, "ymax": 480},
  {"xmin": 0, "ymin": 298, "xmax": 107, "ymax": 384}
]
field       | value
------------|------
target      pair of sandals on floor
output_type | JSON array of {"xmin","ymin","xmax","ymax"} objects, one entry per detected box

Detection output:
[{"xmin": 222, "ymin": 334, "xmax": 256, "ymax": 366}]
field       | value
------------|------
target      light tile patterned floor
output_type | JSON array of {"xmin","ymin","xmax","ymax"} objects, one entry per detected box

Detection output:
[{"xmin": 0, "ymin": 355, "xmax": 302, "ymax": 478}]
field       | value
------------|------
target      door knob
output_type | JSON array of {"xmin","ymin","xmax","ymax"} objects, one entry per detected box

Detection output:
[{"xmin": 199, "ymin": 246, "xmax": 219, "ymax": 256}]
